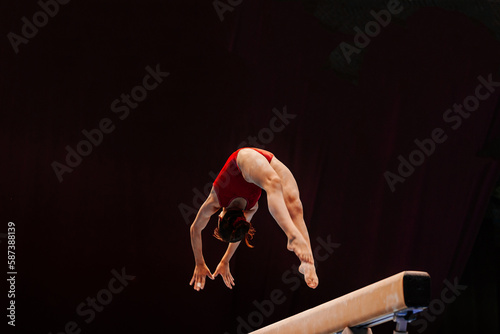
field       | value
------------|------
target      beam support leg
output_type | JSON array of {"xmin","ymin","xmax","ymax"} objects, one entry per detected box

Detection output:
[{"xmin": 393, "ymin": 311, "xmax": 417, "ymax": 334}]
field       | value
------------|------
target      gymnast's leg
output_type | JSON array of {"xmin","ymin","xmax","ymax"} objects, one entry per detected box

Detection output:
[
  {"xmin": 270, "ymin": 157, "xmax": 319, "ymax": 288},
  {"xmin": 237, "ymin": 149, "xmax": 314, "ymax": 264}
]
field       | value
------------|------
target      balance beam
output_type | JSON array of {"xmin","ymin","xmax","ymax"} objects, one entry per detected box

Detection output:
[{"xmin": 252, "ymin": 271, "xmax": 430, "ymax": 334}]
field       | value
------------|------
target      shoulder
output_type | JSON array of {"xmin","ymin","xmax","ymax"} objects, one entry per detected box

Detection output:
[
  {"xmin": 204, "ymin": 187, "xmax": 221, "ymax": 210},
  {"xmin": 209, "ymin": 187, "xmax": 221, "ymax": 205}
]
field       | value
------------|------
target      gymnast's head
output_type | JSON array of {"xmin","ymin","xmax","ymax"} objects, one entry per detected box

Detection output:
[{"xmin": 214, "ymin": 209, "xmax": 256, "ymax": 248}]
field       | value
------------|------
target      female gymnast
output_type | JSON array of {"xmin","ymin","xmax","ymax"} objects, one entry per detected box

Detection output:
[{"xmin": 189, "ymin": 147, "xmax": 319, "ymax": 291}]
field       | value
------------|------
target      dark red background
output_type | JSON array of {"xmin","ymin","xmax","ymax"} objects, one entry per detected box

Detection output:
[{"xmin": 1, "ymin": 1, "xmax": 499, "ymax": 333}]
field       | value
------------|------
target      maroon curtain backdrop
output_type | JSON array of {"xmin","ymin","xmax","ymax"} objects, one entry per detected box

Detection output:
[{"xmin": 1, "ymin": 1, "xmax": 499, "ymax": 333}]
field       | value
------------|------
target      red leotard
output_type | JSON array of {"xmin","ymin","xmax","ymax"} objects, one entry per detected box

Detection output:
[{"xmin": 213, "ymin": 148, "xmax": 274, "ymax": 210}]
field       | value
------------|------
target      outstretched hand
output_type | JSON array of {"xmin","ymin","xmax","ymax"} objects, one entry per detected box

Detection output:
[
  {"xmin": 189, "ymin": 263, "xmax": 214, "ymax": 291},
  {"xmin": 214, "ymin": 261, "xmax": 235, "ymax": 289}
]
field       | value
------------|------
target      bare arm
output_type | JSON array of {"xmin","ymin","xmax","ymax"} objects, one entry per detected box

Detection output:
[
  {"xmin": 220, "ymin": 241, "xmax": 241, "ymax": 264},
  {"xmin": 189, "ymin": 187, "xmax": 220, "ymax": 291},
  {"xmin": 244, "ymin": 202, "xmax": 259, "ymax": 222},
  {"xmin": 190, "ymin": 187, "xmax": 220, "ymax": 264}
]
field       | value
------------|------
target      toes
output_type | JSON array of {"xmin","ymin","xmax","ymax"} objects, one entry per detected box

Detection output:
[
  {"xmin": 300, "ymin": 263, "xmax": 319, "ymax": 289},
  {"xmin": 298, "ymin": 251, "xmax": 313, "ymax": 263},
  {"xmin": 305, "ymin": 253, "xmax": 314, "ymax": 263},
  {"xmin": 306, "ymin": 277, "xmax": 319, "ymax": 289}
]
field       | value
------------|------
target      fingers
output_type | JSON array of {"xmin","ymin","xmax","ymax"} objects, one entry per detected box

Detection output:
[
  {"xmin": 222, "ymin": 275, "xmax": 229, "ymax": 288},
  {"xmin": 191, "ymin": 274, "xmax": 205, "ymax": 291},
  {"xmin": 223, "ymin": 275, "xmax": 231, "ymax": 289},
  {"xmin": 215, "ymin": 267, "xmax": 235, "ymax": 289},
  {"xmin": 191, "ymin": 266, "xmax": 215, "ymax": 291},
  {"xmin": 213, "ymin": 265, "xmax": 237, "ymax": 289},
  {"xmin": 222, "ymin": 273, "xmax": 235, "ymax": 289},
  {"xmin": 201, "ymin": 276, "xmax": 206, "ymax": 290},
  {"xmin": 194, "ymin": 275, "xmax": 205, "ymax": 291},
  {"xmin": 192, "ymin": 275, "xmax": 200, "ymax": 291}
]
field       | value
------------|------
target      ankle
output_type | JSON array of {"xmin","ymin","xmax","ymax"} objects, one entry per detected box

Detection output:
[{"xmin": 288, "ymin": 235, "xmax": 300, "ymax": 245}]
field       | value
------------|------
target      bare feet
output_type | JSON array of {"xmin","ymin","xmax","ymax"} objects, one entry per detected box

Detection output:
[
  {"xmin": 299, "ymin": 262, "xmax": 319, "ymax": 289},
  {"xmin": 287, "ymin": 235, "xmax": 314, "ymax": 264}
]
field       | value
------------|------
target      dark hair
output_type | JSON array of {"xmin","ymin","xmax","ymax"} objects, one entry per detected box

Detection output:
[{"xmin": 214, "ymin": 209, "xmax": 256, "ymax": 248}]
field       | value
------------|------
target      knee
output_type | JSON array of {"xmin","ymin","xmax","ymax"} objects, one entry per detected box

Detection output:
[
  {"xmin": 265, "ymin": 176, "xmax": 283, "ymax": 193},
  {"xmin": 287, "ymin": 196, "xmax": 303, "ymax": 217}
]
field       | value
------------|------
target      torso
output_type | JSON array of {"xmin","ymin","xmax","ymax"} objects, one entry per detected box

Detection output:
[{"xmin": 213, "ymin": 148, "xmax": 274, "ymax": 210}]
